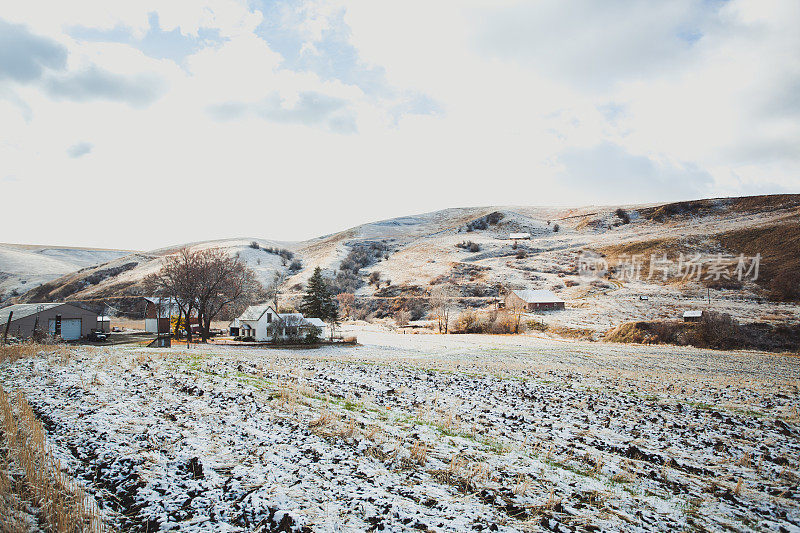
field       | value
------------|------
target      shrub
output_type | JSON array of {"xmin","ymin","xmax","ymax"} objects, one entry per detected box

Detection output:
[
  {"xmin": 769, "ymin": 272, "xmax": 800, "ymax": 301},
  {"xmin": 453, "ymin": 310, "xmax": 479, "ymax": 333},
  {"xmin": 605, "ymin": 315, "xmax": 800, "ymax": 352},
  {"xmin": 330, "ymin": 242, "xmax": 392, "ymax": 294},
  {"xmin": 303, "ymin": 328, "xmax": 321, "ymax": 344},
  {"xmin": 463, "ymin": 212, "xmax": 505, "ymax": 232},
  {"xmin": 456, "ymin": 241, "xmax": 481, "ymax": 253},
  {"xmin": 368, "ymin": 271, "xmax": 381, "ymax": 285},
  {"xmin": 615, "ymin": 208, "xmax": 631, "ymax": 224},
  {"xmin": 249, "ymin": 241, "xmax": 261, "ymax": 249},
  {"xmin": 515, "ymin": 249, "xmax": 527, "ymax": 259},
  {"xmin": 395, "ymin": 309, "xmax": 411, "ymax": 326},
  {"xmin": 525, "ymin": 320, "xmax": 548, "ymax": 332},
  {"xmin": 408, "ymin": 302, "xmax": 427, "ymax": 321},
  {"xmin": 553, "ymin": 223, "xmax": 560, "ymax": 233},
  {"xmin": 263, "ymin": 247, "xmax": 294, "ymax": 261},
  {"xmin": 692, "ymin": 311, "xmax": 741, "ymax": 349},
  {"xmin": 288, "ymin": 259, "xmax": 303, "ymax": 272}
]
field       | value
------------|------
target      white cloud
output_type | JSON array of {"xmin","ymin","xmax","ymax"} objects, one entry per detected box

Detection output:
[
  {"xmin": 0, "ymin": 0, "xmax": 797, "ymax": 249},
  {"xmin": 67, "ymin": 141, "xmax": 93, "ymax": 158}
]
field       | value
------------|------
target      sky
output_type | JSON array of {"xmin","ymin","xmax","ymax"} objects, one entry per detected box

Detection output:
[{"xmin": 0, "ymin": 0, "xmax": 798, "ymax": 250}]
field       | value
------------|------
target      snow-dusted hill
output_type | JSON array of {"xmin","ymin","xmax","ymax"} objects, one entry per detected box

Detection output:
[
  {"xmin": 0, "ymin": 243, "xmax": 132, "ymax": 303},
  {"xmin": 9, "ymin": 194, "xmax": 800, "ymax": 330}
]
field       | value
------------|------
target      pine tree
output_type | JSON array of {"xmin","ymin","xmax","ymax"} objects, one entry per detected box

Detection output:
[{"xmin": 300, "ymin": 267, "xmax": 338, "ymax": 322}]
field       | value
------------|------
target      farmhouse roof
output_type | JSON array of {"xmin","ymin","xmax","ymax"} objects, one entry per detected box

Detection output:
[
  {"xmin": 278, "ymin": 313, "xmax": 306, "ymax": 324},
  {"xmin": 683, "ymin": 310, "xmax": 703, "ymax": 318},
  {"xmin": 511, "ymin": 289, "xmax": 564, "ymax": 304},
  {"xmin": 239, "ymin": 304, "xmax": 276, "ymax": 321},
  {"xmin": 304, "ymin": 317, "xmax": 326, "ymax": 328},
  {"xmin": 0, "ymin": 303, "xmax": 70, "ymax": 324}
]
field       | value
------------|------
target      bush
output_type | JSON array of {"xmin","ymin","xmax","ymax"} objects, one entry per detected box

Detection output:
[
  {"xmin": 615, "ymin": 208, "xmax": 631, "ymax": 224},
  {"xmin": 463, "ymin": 212, "xmax": 505, "ymax": 232},
  {"xmin": 553, "ymin": 223, "xmax": 560, "ymax": 233},
  {"xmin": 450, "ymin": 310, "xmax": 517, "ymax": 334},
  {"xmin": 288, "ymin": 259, "xmax": 303, "ymax": 272},
  {"xmin": 408, "ymin": 302, "xmax": 427, "ymax": 321},
  {"xmin": 395, "ymin": 309, "xmax": 411, "ymax": 326},
  {"xmin": 456, "ymin": 241, "xmax": 481, "ymax": 253},
  {"xmin": 692, "ymin": 311, "xmax": 741, "ymax": 349},
  {"xmin": 605, "ymin": 315, "xmax": 800, "ymax": 352},
  {"xmin": 453, "ymin": 310, "xmax": 479, "ymax": 333},
  {"xmin": 525, "ymin": 320, "xmax": 548, "ymax": 332},
  {"xmin": 303, "ymin": 327, "xmax": 321, "ymax": 344},
  {"xmin": 263, "ymin": 247, "xmax": 294, "ymax": 261},
  {"xmin": 249, "ymin": 241, "xmax": 260, "ymax": 249},
  {"xmin": 330, "ymin": 242, "xmax": 392, "ymax": 294},
  {"xmin": 368, "ymin": 271, "xmax": 381, "ymax": 286},
  {"xmin": 515, "ymin": 249, "xmax": 527, "ymax": 259},
  {"xmin": 769, "ymin": 272, "xmax": 800, "ymax": 301}
]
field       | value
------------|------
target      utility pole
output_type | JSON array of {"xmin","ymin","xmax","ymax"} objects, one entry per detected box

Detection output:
[{"xmin": 707, "ymin": 287, "xmax": 711, "ymax": 306}]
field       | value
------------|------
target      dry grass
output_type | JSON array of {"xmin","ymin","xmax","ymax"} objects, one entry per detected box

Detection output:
[
  {"xmin": 547, "ymin": 325, "xmax": 595, "ymax": 340},
  {"xmin": 0, "ymin": 384, "xmax": 104, "ymax": 532},
  {"xmin": 512, "ymin": 473, "xmax": 531, "ymax": 495},
  {"xmin": 409, "ymin": 441, "xmax": 428, "ymax": 465},
  {"xmin": 0, "ymin": 343, "xmax": 43, "ymax": 363}
]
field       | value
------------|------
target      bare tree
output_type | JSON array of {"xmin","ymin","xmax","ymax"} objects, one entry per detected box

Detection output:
[
  {"xmin": 194, "ymin": 248, "xmax": 259, "ymax": 341},
  {"xmin": 145, "ymin": 247, "xmax": 259, "ymax": 343},
  {"xmin": 507, "ymin": 298, "xmax": 527, "ymax": 334},
  {"xmin": 267, "ymin": 270, "xmax": 288, "ymax": 312},
  {"xmin": 395, "ymin": 309, "xmax": 411, "ymax": 327},
  {"xmin": 429, "ymin": 284, "xmax": 457, "ymax": 334},
  {"xmin": 144, "ymin": 248, "xmax": 201, "ymax": 342},
  {"xmin": 335, "ymin": 292, "xmax": 355, "ymax": 319}
]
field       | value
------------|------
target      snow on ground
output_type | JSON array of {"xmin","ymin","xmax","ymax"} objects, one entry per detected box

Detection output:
[{"xmin": 1, "ymin": 328, "xmax": 798, "ymax": 532}]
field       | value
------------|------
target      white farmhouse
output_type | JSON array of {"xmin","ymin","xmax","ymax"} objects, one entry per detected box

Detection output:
[
  {"xmin": 237, "ymin": 303, "xmax": 279, "ymax": 340},
  {"xmin": 235, "ymin": 304, "xmax": 328, "ymax": 341}
]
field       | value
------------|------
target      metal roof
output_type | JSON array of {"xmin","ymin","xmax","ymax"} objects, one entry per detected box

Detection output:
[
  {"xmin": 278, "ymin": 313, "xmax": 305, "ymax": 325},
  {"xmin": 0, "ymin": 303, "xmax": 73, "ymax": 324},
  {"xmin": 511, "ymin": 289, "xmax": 565, "ymax": 304},
  {"xmin": 304, "ymin": 317, "xmax": 326, "ymax": 328},
  {"xmin": 683, "ymin": 310, "xmax": 703, "ymax": 318},
  {"xmin": 509, "ymin": 233, "xmax": 531, "ymax": 239}
]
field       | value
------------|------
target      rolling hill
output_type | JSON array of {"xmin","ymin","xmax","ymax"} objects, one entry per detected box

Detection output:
[
  {"xmin": 8, "ymin": 194, "xmax": 800, "ymax": 330},
  {"xmin": 0, "ymin": 244, "xmax": 133, "ymax": 304}
]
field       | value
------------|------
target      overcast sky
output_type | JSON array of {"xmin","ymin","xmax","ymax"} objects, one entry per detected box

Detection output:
[{"xmin": 1, "ymin": 0, "xmax": 798, "ymax": 250}]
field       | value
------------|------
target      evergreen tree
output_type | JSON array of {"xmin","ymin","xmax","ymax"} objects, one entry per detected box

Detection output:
[{"xmin": 300, "ymin": 267, "xmax": 338, "ymax": 322}]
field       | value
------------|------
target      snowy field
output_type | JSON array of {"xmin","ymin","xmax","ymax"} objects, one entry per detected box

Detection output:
[{"xmin": 1, "ymin": 328, "xmax": 798, "ymax": 532}]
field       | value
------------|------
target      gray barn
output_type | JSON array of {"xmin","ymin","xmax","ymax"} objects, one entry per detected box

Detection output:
[{"xmin": 0, "ymin": 303, "xmax": 99, "ymax": 341}]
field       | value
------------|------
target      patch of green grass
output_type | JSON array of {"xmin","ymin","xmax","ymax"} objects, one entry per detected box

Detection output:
[
  {"xmin": 543, "ymin": 457, "xmax": 596, "ymax": 479},
  {"xmin": 342, "ymin": 399, "xmax": 362, "ymax": 411},
  {"xmin": 234, "ymin": 371, "xmax": 275, "ymax": 391}
]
